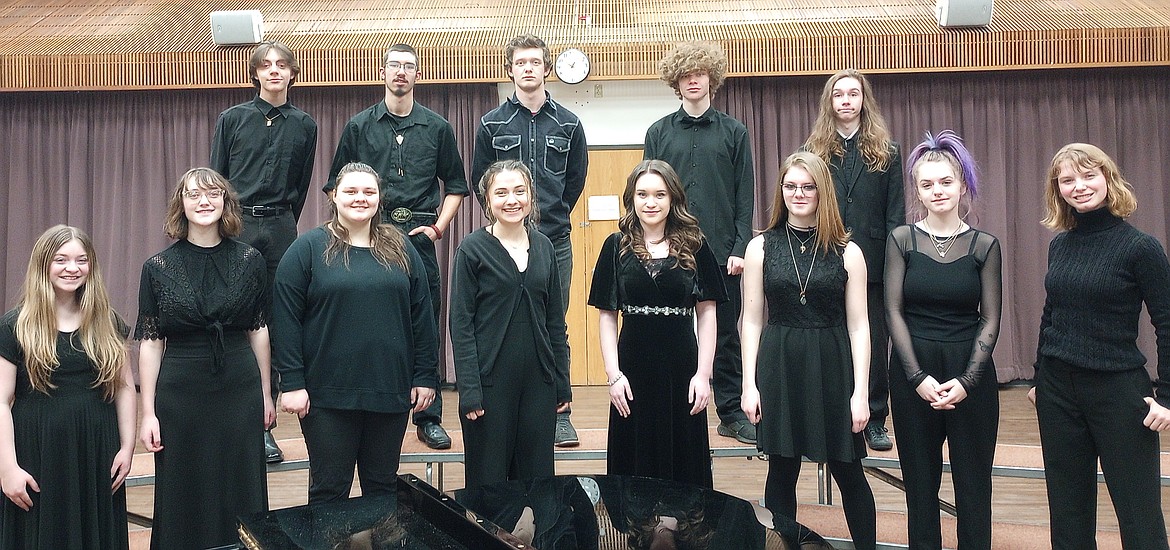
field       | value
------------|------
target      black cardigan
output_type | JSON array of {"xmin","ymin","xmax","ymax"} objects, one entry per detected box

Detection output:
[{"xmin": 449, "ymin": 227, "xmax": 571, "ymax": 415}]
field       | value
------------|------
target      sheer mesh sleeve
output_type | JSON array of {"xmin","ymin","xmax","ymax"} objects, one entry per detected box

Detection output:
[
  {"xmin": 884, "ymin": 226, "xmax": 928, "ymax": 387},
  {"xmin": 956, "ymin": 233, "xmax": 1002, "ymax": 392}
]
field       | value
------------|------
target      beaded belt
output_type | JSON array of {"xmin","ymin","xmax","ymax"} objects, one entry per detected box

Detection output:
[{"xmin": 622, "ymin": 305, "xmax": 694, "ymax": 316}]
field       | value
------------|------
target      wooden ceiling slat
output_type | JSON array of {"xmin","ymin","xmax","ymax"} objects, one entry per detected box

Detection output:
[{"xmin": 0, "ymin": 0, "xmax": 1168, "ymax": 90}]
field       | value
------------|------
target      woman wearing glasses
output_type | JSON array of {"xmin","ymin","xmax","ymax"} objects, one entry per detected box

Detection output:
[
  {"xmin": 740, "ymin": 152, "xmax": 875, "ymax": 548},
  {"xmin": 136, "ymin": 168, "xmax": 274, "ymax": 549}
]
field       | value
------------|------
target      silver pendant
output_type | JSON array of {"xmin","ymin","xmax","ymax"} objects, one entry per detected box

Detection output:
[
  {"xmin": 800, "ymin": 294, "xmax": 807, "ymax": 305},
  {"xmin": 800, "ymin": 245, "xmax": 806, "ymax": 254},
  {"xmin": 266, "ymin": 120, "xmax": 272, "ymax": 127},
  {"xmin": 396, "ymin": 134, "xmax": 404, "ymax": 145}
]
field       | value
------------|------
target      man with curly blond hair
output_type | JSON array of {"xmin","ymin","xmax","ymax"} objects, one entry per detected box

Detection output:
[{"xmin": 644, "ymin": 41, "xmax": 757, "ymax": 444}]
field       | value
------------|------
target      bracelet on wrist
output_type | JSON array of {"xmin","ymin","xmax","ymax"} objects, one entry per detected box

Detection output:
[
  {"xmin": 428, "ymin": 224, "xmax": 444, "ymax": 239},
  {"xmin": 607, "ymin": 373, "xmax": 625, "ymax": 386}
]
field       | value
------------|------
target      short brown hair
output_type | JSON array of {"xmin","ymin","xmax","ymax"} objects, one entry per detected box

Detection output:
[
  {"xmin": 658, "ymin": 41, "xmax": 728, "ymax": 99},
  {"xmin": 164, "ymin": 168, "xmax": 243, "ymax": 239},
  {"xmin": 1042, "ymin": 143, "xmax": 1137, "ymax": 231},
  {"xmin": 503, "ymin": 34, "xmax": 551, "ymax": 72},
  {"xmin": 382, "ymin": 43, "xmax": 419, "ymax": 67},
  {"xmin": 249, "ymin": 41, "xmax": 300, "ymax": 88}
]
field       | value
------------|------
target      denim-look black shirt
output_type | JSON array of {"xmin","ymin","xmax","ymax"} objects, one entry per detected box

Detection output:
[
  {"xmin": 472, "ymin": 93, "xmax": 588, "ymax": 240},
  {"xmin": 211, "ymin": 96, "xmax": 318, "ymax": 219},
  {"xmin": 326, "ymin": 100, "xmax": 469, "ymax": 213},
  {"xmin": 644, "ymin": 107, "xmax": 755, "ymax": 262}
]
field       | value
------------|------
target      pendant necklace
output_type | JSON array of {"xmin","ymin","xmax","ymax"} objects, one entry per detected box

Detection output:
[
  {"xmin": 787, "ymin": 222, "xmax": 816, "ymax": 254},
  {"xmin": 786, "ymin": 226, "xmax": 817, "ymax": 305},
  {"xmin": 256, "ymin": 105, "xmax": 279, "ymax": 127},
  {"xmin": 923, "ymin": 218, "xmax": 962, "ymax": 257}
]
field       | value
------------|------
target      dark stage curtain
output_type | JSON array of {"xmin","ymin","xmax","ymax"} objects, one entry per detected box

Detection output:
[
  {"xmin": 715, "ymin": 66, "xmax": 1170, "ymax": 382},
  {"xmin": 1, "ymin": 67, "xmax": 1167, "ymax": 383}
]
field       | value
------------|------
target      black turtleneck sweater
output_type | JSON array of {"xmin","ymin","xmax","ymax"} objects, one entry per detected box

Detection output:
[{"xmin": 1036, "ymin": 207, "xmax": 1170, "ymax": 407}]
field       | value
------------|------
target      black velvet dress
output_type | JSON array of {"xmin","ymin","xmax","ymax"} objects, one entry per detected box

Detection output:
[
  {"xmin": 588, "ymin": 232, "xmax": 727, "ymax": 488},
  {"xmin": 135, "ymin": 238, "xmax": 269, "ymax": 550},
  {"xmin": 756, "ymin": 228, "xmax": 866, "ymax": 463},
  {"xmin": 0, "ymin": 310, "xmax": 128, "ymax": 550}
]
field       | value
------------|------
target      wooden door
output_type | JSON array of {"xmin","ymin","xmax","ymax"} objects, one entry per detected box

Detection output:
[{"xmin": 567, "ymin": 148, "xmax": 644, "ymax": 385}]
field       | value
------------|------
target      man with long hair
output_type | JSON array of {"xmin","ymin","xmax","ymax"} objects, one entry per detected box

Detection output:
[{"xmin": 804, "ymin": 69, "xmax": 904, "ymax": 451}]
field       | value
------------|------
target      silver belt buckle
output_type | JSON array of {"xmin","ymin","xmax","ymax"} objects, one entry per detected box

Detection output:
[{"xmin": 390, "ymin": 207, "xmax": 413, "ymax": 223}]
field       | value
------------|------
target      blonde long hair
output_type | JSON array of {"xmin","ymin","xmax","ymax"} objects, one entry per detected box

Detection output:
[
  {"xmin": 766, "ymin": 152, "xmax": 851, "ymax": 254},
  {"xmin": 804, "ymin": 69, "xmax": 895, "ymax": 172},
  {"xmin": 16, "ymin": 225, "xmax": 127, "ymax": 400}
]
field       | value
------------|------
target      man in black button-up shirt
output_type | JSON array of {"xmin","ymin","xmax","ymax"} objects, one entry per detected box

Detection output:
[
  {"xmin": 211, "ymin": 41, "xmax": 318, "ymax": 464},
  {"xmin": 325, "ymin": 43, "xmax": 468, "ymax": 450},
  {"xmin": 644, "ymin": 41, "xmax": 757, "ymax": 445},
  {"xmin": 471, "ymin": 34, "xmax": 588, "ymax": 447}
]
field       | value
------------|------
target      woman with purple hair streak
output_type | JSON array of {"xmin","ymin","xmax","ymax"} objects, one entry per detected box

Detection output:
[{"xmin": 883, "ymin": 130, "xmax": 1002, "ymax": 549}]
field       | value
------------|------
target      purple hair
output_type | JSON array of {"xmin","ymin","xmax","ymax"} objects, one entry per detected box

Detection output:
[{"xmin": 906, "ymin": 130, "xmax": 979, "ymax": 198}]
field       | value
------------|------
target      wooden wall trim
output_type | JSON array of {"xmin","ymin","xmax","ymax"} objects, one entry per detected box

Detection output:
[{"xmin": 1, "ymin": 0, "xmax": 1168, "ymax": 91}]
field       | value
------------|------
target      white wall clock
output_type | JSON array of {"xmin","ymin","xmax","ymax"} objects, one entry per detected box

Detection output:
[{"xmin": 555, "ymin": 47, "xmax": 591, "ymax": 85}]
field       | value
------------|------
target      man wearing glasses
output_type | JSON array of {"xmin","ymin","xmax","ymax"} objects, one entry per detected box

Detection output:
[
  {"xmin": 211, "ymin": 41, "xmax": 318, "ymax": 464},
  {"xmin": 471, "ymin": 34, "xmax": 588, "ymax": 447},
  {"xmin": 327, "ymin": 43, "xmax": 468, "ymax": 450}
]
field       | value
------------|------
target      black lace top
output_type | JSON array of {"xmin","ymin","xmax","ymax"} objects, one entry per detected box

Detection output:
[
  {"xmin": 134, "ymin": 238, "xmax": 268, "ymax": 343},
  {"xmin": 762, "ymin": 227, "xmax": 848, "ymax": 329}
]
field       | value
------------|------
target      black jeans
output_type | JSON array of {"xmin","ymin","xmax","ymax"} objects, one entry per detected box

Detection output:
[
  {"xmin": 1036, "ymin": 356, "xmax": 1169, "ymax": 550},
  {"xmin": 299, "ymin": 407, "xmax": 410, "ymax": 504}
]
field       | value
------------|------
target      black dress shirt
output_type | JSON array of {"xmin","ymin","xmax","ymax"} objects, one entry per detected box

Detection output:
[
  {"xmin": 326, "ymin": 100, "xmax": 469, "ymax": 213},
  {"xmin": 211, "ymin": 96, "xmax": 318, "ymax": 219},
  {"xmin": 643, "ymin": 107, "xmax": 755, "ymax": 263}
]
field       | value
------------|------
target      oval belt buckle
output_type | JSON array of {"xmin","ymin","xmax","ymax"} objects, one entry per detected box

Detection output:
[{"xmin": 390, "ymin": 207, "xmax": 412, "ymax": 223}]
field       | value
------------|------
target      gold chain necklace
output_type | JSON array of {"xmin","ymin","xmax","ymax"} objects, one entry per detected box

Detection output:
[
  {"xmin": 787, "ymin": 222, "xmax": 816, "ymax": 254},
  {"xmin": 923, "ymin": 218, "xmax": 962, "ymax": 257},
  {"xmin": 786, "ymin": 226, "xmax": 817, "ymax": 305}
]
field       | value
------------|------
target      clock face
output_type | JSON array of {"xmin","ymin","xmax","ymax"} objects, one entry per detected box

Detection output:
[{"xmin": 555, "ymin": 48, "xmax": 590, "ymax": 85}]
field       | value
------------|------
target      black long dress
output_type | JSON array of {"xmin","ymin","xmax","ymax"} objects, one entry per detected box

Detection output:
[
  {"xmin": 0, "ymin": 310, "xmax": 128, "ymax": 550},
  {"xmin": 135, "ymin": 238, "xmax": 269, "ymax": 550},
  {"xmin": 588, "ymin": 232, "xmax": 727, "ymax": 488},
  {"xmin": 756, "ymin": 228, "xmax": 866, "ymax": 463}
]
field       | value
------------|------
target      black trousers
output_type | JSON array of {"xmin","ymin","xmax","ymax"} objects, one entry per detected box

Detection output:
[
  {"xmin": 866, "ymin": 282, "xmax": 891, "ymax": 424},
  {"xmin": 240, "ymin": 212, "xmax": 298, "ymax": 426},
  {"xmin": 299, "ymin": 407, "xmax": 410, "ymax": 504},
  {"xmin": 1036, "ymin": 356, "xmax": 1169, "ymax": 550},
  {"xmin": 395, "ymin": 225, "xmax": 444, "ymax": 426},
  {"xmin": 712, "ymin": 268, "xmax": 748, "ymax": 425},
  {"xmin": 460, "ymin": 307, "xmax": 555, "ymax": 489},
  {"xmin": 890, "ymin": 337, "xmax": 998, "ymax": 550}
]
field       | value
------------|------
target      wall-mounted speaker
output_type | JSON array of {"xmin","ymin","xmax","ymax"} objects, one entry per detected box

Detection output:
[
  {"xmin": 210, "ymin": 10, "xmax": 265, "ymax": 46},
  {"xmin": 936, "ymin": 0, "xmax": 993, "ymax": 27}
]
